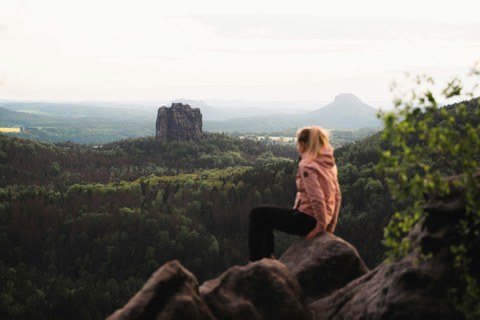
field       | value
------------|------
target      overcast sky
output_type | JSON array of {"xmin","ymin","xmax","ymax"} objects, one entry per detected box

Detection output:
[{"xmin": 0, "ymin": 0, "xmax": 479, "ymax": 106}]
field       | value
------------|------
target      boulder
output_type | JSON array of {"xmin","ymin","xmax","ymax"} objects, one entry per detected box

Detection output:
[
  {"xmin": 199, "ymin": 259, "xmax": 312, "ymax": 320},
  {"xmin": 279, "ymin": 232, "xmax": 369, "ymax": 302},
  {"xmin": 309, "ymin": 257, "xmax": 463, "ymax": 320},
  {"xmin": 106, "ymin": 260, "xmax": 214, "ymax": 320}
]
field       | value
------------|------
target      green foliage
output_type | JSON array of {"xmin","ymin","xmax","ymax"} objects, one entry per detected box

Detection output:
[
  {"xmin": 0, "ymin": 133, "xmax": 299, "ymax": 318},
  {"xmin": 379, "ymin": 62, "xmax": 480, "ymax": 318}
]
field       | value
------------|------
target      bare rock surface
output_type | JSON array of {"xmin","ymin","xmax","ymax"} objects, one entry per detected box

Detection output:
[
  {"xmin": 106, "ymin": 260, "xmax": 214, "ymax": 320},
  {"xmin": 199, "ymin": 259, "xmax": 312, "ymax": 320},
  {"xmin": 309, "ymin": 257, "xmax": 462, "ymax": 320},
  {"xmin": 279, "ymin": 232, "xmax": 369, "ymax": 303}
]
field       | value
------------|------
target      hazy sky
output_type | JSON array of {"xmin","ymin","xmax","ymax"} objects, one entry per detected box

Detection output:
[{"xmin": 1, "ymin": 0, "xmax": 479, "ymax": 105}]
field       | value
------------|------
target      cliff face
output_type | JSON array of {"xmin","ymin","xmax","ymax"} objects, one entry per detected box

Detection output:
[
  {"xmin": 107, "ymin": 175, "xmax": 473, "ymax": 320},
  {"xmin": 155, "ymin": 103, "xmax": 203, "ymax": 142}
]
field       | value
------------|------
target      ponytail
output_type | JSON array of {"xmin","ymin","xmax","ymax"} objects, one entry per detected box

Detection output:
[{"xmin": 296, "ymin": 126, "xmax": 330, "ymax": 160}]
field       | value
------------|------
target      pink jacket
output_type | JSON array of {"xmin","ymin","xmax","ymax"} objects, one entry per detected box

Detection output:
[{"xmin": 294, "ymin": 144, "xmax": 341, "ymax": 233}]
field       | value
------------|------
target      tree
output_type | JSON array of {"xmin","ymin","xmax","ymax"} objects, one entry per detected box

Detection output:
[{"xmin": 379, "ymin": 60, "xmax": 480, "ymax": 319}]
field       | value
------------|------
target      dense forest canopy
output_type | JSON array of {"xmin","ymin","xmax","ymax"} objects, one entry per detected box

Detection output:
[{"xmin": 1, "ymin": 97, "xmax": 479, "ymax": 319}]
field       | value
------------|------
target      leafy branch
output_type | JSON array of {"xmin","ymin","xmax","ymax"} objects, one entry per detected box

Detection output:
[{"xmin": 379, "ymin": 60, "xmax": 480, "ymax": 319}]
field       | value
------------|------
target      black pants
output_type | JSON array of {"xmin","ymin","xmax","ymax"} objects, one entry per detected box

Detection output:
[{"xmin": 248, "ymin": 205, "xmax": 316, "ymax": 262}]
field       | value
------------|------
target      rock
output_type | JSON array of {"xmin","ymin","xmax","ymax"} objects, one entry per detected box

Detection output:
[
  {"xmin": 279, "ymin": 232, "xmax": 369, "ymax": 302},
  {"xmin": 410, "ymin": 175, "xmax": 466, "ymax": 259},
  {"xmin": 199, "ymin": 259, "xmax": 312, "ymax": 320},
  {"xmin": 106, "ymin": 260, "xmax": 214, "ymax": 320},
  {"xmin": 309, "ymin": 257, "xmax": 463, "ymax": 320},
  {"xmin": 155, "ymin": 103, "xmax": 203, "ymax": 142},
  {"xmin": 308, "ymin": 180, "xmax": 469, "ymax": 320}
]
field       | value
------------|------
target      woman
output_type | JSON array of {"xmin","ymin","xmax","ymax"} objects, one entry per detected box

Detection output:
[{"xmin": 248, "ymin": 126, "xmax": 341, "ymax": 262}]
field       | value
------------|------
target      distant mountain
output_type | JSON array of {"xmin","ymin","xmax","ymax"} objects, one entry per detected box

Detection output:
[
  {"xmin": 203, "ymin": 93, "xmax": 382, "ymax": 133},
  {"xmin": 0, "ymin": 103, "xmax": 155, "ymax": 144},
  {"xmin": 0, "ymin": 101, "xmax": 154, "ymax": 121},
  {"xmin": 205, "ymin": 114, "xmax": 306, "ymax": 133},
  {"xmin": 0, "ymin": 107, "xmax": 43, "ymax": 125},
  {"xmin": 173, "ymin": 99, "xmax": 319, "ymax": 121},
  {"xmin": 306, "ymin": 93, "xmax": 380, "ymax": 129}
]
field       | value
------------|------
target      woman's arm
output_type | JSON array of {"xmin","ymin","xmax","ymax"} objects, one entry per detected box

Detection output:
[
  {"xmin": 326, "ymin": 184, "xmax": 341, "ymax": 233},
  {"xmin": 299, "ymin": 161, "xmax": 328, "ymax": 234}
]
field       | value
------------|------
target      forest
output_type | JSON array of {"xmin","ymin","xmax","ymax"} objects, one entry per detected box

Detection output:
[{"xmin": 1, "ymin": 98, "xmax": 479, "ymax": 319}]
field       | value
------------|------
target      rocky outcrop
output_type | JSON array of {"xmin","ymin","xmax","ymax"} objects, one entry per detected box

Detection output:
[
  {"xmin": 199, "ymin": 259, "xmax": 311, "ymax": 320},
  {"xmin": 155, "ymin": 103, "xmax": 203, "ymax": 142},
  {"xmin": 309, "ymin": 258, "xmax": 462, "ymax": 320},
  {"xmin": 106, "ymin": 260, "xmax": 215, "ymax": 320},
  {"xmin": 107, "ymin": 235, "xmax": 368, "ymax": 320},
  {"xmin": 279, "ymin": 232, "xmax": 369, "ymax": 303},
  {"xmin": 107, "ymin": 177, "xmax": 472, "ymax": 320}
]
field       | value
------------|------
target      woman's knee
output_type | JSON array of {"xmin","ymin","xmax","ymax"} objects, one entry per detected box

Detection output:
[{"xmin": 249, "ymin": 206, "xmax": 264, "ymax": 221}]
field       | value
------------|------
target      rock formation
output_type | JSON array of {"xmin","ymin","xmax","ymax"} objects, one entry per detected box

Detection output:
[
  {"xmin": 199, "ymin": 259, "xmax": 311, "ymax": 320},
  {"xmin": 106, "ymin": 260, "xmax": 215, "ymax": 320},
  {"xmin": 155, "ymin": 103, "xmax": 203, "ymax": 142},
  {"xmin": 279, "ymin": 232, "xmax": 369, "ymax": 303},
  {"xmin": 106, "ymin": 234, "xmax": 369, "ymax": 320},
  {"xmin": 107, "ymin": 177, "xmax": 473, "ymax": 319}
]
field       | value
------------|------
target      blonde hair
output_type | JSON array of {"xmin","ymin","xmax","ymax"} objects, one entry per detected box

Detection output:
[{"xmin": 296, "ymin": 126, "xmax": 330, "ymax": 160}]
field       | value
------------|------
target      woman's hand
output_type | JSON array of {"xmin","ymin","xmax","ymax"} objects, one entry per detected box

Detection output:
[{"xmin": 306, "ymin": 228, "xmax": 322, "ymax": 240}]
